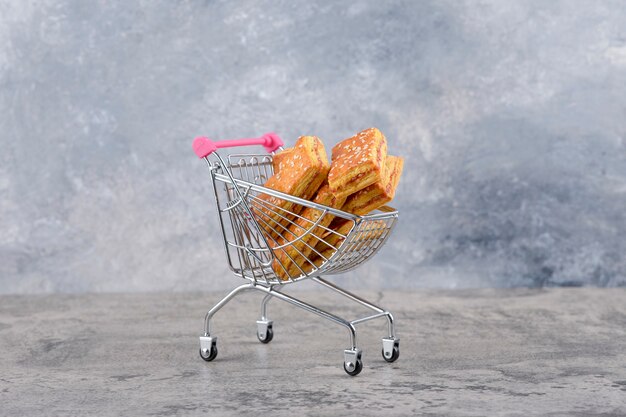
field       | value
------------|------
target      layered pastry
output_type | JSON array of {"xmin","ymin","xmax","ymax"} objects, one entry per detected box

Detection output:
[
  {"xmin": 271, "ymin": 147, "xmax": 294, "ymax": 175},
  {"xmin": 327, "ymin": 127, "xmax": 388, "ymax": 197},
  {"xmin": 254, "ymin": 136, "xmax": 329, "ymax": 239},
  {"xmin": 271, "ymin": 183, "xmax": 346, "ymax": 280},
  {"xmin": 311, "ymin": 154, "xmax": 404, "ymax": 257},
  {"xmin": 314, "ymin": 218, "xmax": 353, "ymax": 254},
  {"xmin": 311, "ymin": 216, "xmax": 390, "ymax": 268},
  {"xmin": 342, "ymin": 155, "xmax": 404, "ymax": 215},
  {"xmin": 255, "ymin": 128, "xmax": 402, "ymax": 280}
]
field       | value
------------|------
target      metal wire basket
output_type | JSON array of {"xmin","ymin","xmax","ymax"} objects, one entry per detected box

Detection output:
[
  {"xmin": 192, "ymin": 133, "xmax": 400, "ymax": 375},
  {"xmin": 213, "ymin": 152, "xmax": 398, "ymax": 284}
]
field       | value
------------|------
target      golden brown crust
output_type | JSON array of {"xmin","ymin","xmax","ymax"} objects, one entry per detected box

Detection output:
[
  {"xmin": 316, "ymin": 219, "xmax": 352, "ymax": 253},
  {"xmin": 257, "ymin": 130, "xmax": 401, "ymax": 280},
  {"xmin": 317, "ymin": 217, "xmax": 388, "ymax": 253},
  {"xmin": 263, "ymin": 135, "xmax": 329, "ymax": 195},
  {"xmin": 254, "ymin": 136, "xmax": 330, "ymax": 240},
  {"xmin": 271, "ymin": 183, "xmax": 346, "ymax": 280},
  {"xmin": 327, "ymin": 127, "xmax": 388, "ymax": 196},
  {"xmin": 271, "ymin": 148, "xmax": 294, "ymax": 175},
  {"xmin": 309, "ymin": 220, "xmax": 387, "ymax": 271},
  {"xmin": 310, "ymin": 154, "xmax": 403, "ymax": 259},
  {"xmin": 341, "ymin": 155, "xmax": 404, "ymax": 215},
  {"xmin": 309, "ymin": 246, "xmax": 336, "ymax": 270}
]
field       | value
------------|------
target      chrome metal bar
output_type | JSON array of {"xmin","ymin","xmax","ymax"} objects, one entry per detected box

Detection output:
[
  {"xmin": 251, "ymin": 211, "xmax": 310, "ymax": 279},
  {"xmin": 254, "ymin": 285, "xmax": 357, "ymax": 349},
  {"xmin": 250, "ymin": 193, "xmax": 325, "ymax": 225},
  {"xmin": 350, "ymin": 312, "xmax": 388, "ymax": 326},
  {"xmin": 311, "ymin": 276, "xmax": 395, "ymax": 338},
  {"xmin": 249, "ymin": 196, "xmax": 332, "ymax": 237},
  {"xmin": 251, "ymin": 204, "xmax": 328, "ymax": 275},
  {"xmin": 228, "ymin": 206, "xmax": 251, "ymax": 277},
  {"xmin": 249, "ymin": 196, "xmax": 339, "ymax": 240},
  {"xmin": 260, "ymin": 292, "xmax": 273, "ymax": 321},
  {"xmin": 212, "ymin": 152, "xmax": 274, "ymax": 257},
  {"xmin": 252, "ymin": 208, "xmax": 328, "ymax": 251},
  {"xmin": 312, "ymin": 277, "xmax": 382, "ymax": 312},
  {"xmin": 244, "ymin": 211, "xmax": 297, "ymax": 283},
  {"xmin": 207, "ymin": 160, "xmax": 235, "ymax": 270},
  {"xmin": 203, "ymin": 283, "xmax": 253, "ymax": 336},
  {"xmin": 213, "ymin": 171, "xmax": 396, "ymax": 220},
  {"xmin": 250, "ymin": 203, "xmax": 330, "ymax": 263}
]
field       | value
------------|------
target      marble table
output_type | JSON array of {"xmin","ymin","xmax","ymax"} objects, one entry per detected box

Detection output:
[{"xmin": 1, "ymin": 288, "xmax": 625, "ymax": 416}]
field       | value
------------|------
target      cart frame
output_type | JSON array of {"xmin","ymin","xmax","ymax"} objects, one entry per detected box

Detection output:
[{"xmin": 193, "ymin": 133, "xmax": 400, "ymax": 375}]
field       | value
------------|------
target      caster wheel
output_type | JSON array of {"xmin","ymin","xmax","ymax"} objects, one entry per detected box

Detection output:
[
  {"xmin": 199, "ymin": 345, "xmax": 218, "ymax": 362},
  {"xmin": 343, "ymin": 359, "xmax": 363, "ymax": 376},
  {"xmin": 257, "ymin": 326, "xmax": 273, "ymax": 344},
  {"xmin": 382, "ymin": 346, "xmax": 399, "ymax": 363}
]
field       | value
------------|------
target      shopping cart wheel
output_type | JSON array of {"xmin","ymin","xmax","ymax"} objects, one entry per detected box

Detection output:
[
  {"xmin": 199, "ymin": 336, "xmax": 218, "ymax": 361},
  {"xmin": 257, "ymin": 327, "xmax": 273, "ymax": 344},
  {"xmin": 256, "ymin": 320, "xmax": 273, "ymax": 344},
  {"xmin": 343, "ymin": 348, "xmax": 363, "ymax": 376},
  {"xmin": 382, "ymin": 337, "xmax": 400, "ymax": 363},
  {"xmin": 199, "ymin": 346, "xmax": 218, "ymax": 361},
  {"xmin": 381, "ymin": 346, "xmax": 399, "ymax": 363},
  {"xmin": 343, "ymin": 359, "xmax": 363, "ymax": 376}
]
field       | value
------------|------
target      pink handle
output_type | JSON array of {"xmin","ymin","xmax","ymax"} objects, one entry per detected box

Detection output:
[{"xmin": 193, "ymin": 133, "xmax": 284, "ymax": 158}]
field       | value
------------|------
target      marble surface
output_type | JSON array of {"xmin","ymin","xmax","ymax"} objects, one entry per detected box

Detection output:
[
  {"xmin": 1, "ymin": 1, "xmax": 626, "ymax": 293},
  {"xmin": 1, "ymin": 288, "xmax": 625, "ymax": 416}
]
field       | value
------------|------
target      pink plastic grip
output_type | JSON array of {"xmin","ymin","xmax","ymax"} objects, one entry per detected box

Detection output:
[{"xmin": 193, "ymin": 133, "xmax": 284, "ymax": 158}]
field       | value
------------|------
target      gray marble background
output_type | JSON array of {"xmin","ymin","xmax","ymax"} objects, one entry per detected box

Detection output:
[{"xmin": 1, "ymin": 0, "xmax": 625, "ymax": 294}]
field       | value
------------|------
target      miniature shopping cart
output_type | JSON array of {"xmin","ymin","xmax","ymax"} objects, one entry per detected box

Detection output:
[{"xmin": 192, "ymin": 133, "xmax": 400, "ymax": 376}]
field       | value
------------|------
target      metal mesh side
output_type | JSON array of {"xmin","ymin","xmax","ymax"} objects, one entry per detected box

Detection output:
[{"xmin": 207, "ymin": 153, "xmax": 399, "ymax": 285}]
